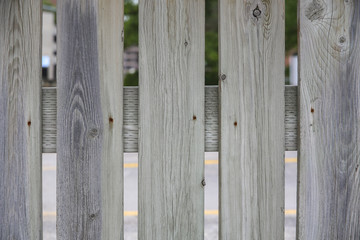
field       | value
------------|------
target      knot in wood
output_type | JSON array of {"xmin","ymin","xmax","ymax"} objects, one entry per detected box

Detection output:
[
  {"xmin": 201, "ymin": 179, "xmax": 206, "ymax": 187},
  {"xmin": 253, "ymin": 5, "xmax": 261, "ymax": 18},
  {"xmin": 339, "ymin": 36, "xmax": 346, "ymax": 44},
  {"xmin": 89, "ymin": 213, "xmax": 97, "ymax": 220},
  {"xmin": 184, "ymin": 41, "xmax": 188, "ymax": 47},
  {"xmin": 88, "ymin": 128, "xmax": 99, "ymax": 138}
]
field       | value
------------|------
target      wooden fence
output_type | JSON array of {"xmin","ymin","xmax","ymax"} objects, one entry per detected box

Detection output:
[
  {"xmin": 41, "ymin": 86, "xmax": 298, "ymax": 153},
  {"xmin": 0, "ymin": 0, "xmax": 359, "ymax": 239}
]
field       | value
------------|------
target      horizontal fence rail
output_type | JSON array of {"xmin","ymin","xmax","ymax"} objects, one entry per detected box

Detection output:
[{"xmin": 42, "ymin": 85, "xmax": 298, "ymax": 153}]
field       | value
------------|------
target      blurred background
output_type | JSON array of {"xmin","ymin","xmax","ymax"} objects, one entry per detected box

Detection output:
[{"xmin": 41, "ymin": 0, "xmax": 299, "ymax": 87}]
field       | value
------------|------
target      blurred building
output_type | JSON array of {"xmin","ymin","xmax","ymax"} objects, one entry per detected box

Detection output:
[
  {"xmin": 42, "ymin": 4, "xmax": 140, "ymax": 85},
  {"xmin": 42, "ymin": 10, "xmax": 57, "ymax": 84},
  {"xmin": 124, "ymin": 46, "xmax": 139, "ymax": 74}
]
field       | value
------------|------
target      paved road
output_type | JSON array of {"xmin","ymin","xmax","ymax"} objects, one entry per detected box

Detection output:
[{"xmin": 42, "ymin": 151, "xmax": 297, "ymax": 239}]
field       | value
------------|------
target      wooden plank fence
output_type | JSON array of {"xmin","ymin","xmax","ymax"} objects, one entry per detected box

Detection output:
[
  {"xmin": 41, "ymin": 86, "xmax": 298, "ymax": 153},
  {"xmin": 0, "ymin": 1, "xmax": 42, "ymax": 239},
  {"xmin": 138, "ymin": 1, "xmax": 205, "ymax": 238},
  {"xmin": 219, "ymin": 0, "xmax": 284, "ymax": 239},
  {"xmin": 0, "ymin": 0, "xmax": 359, "ymax": 239},
  {"xmin": 297, "ymin": 0, "xmax": 360, "ymax": 239},
  {"xmin": 56, "ymin": 0, "xmax": 124, "ymax": 239}
]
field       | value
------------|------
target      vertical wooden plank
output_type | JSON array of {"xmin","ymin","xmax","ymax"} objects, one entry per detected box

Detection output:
[
  {"xmin": 138, "ymin": 0, "xmax": 205, "ymax": 239},
  {"xmin": 0, "ymin": 0, "xmax": 42, "ymax": 239},
  {"xmin": 57, "ymin": 0, "xmax": 123, "ymax": 239},
  {"xmin": 297, "ymin": 1, "xmax": 360, "ymax": 239},
  {"xmin": 219, "ymin": 0, "xmax": 285, "ymax": 239}
]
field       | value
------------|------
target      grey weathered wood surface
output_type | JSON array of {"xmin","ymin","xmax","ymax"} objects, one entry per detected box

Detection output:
[
  {"xmin": 57, "ymin": 0, "xmax": 124, "ymax": 239},
  {"xmin": 0, "ymin": 1, "xmax": 42, "ymax": 239},
  {"xmin": 42, "ymin": 86, "xmax": 298, "ymax": 153},
  {"xmin": 297, "ymin": 1, "xmax": 360, "ymax": 239},
  {"xmin": 138, "ymin": 0, "xmax": 205, "ymax": 239},
  {"xmin": 219, "ymin": 0, "xmax": 285, "ymax": 239}
]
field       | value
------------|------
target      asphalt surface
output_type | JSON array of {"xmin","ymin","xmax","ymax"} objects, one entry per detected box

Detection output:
[{"xmin": 42, "ymin": 151, "xmax": 297, "ymax": 239}]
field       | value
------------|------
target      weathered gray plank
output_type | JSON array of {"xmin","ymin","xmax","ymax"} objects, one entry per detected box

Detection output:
[
  {"xmin": 57, "ymin": 0, "xmax": 124, "ymax": 239},
  {"xmin": 42, "ymin": 86, "xmax": 298, "ymax": 153},
  {"xmin": 219, "ymin": 0, "xmax": 285, "ymax": 239},
  {"xmin": 0, "ymin": 0, "xmax": 42, "ymax": 239},
  {"xmin": 138, "ymin": 0, "xmax": 205, "ymax": 239},
  {"xmin": 297, "ymin": 1, "xmax": 360, "ymax": 239}
]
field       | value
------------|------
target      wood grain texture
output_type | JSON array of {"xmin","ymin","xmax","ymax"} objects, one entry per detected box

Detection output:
[
  {"xmin": 138, "ymin": 0, "xmax": 205, "ymax": 239},
  {"xmin": 297, "ymin": 1, "xmax": 360, "ymax": 239},
  {"xmin": 219, "ymin": 0, "xmax": 285, "ymax": 239},
  {"xmin": 57, "ymin": 0, "xmax": 123, "ymax": 239},
  {"xmin": 0, "ymin": 0, "xmax": 42, "ymax": 239}
]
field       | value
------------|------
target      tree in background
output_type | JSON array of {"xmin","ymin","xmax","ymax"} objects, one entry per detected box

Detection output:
[
  {"xmin": 285, "ymin": 0, "xmax": 298, "ymax": 54},
  {"xmin": 123, "ymin": 0, "xmax": 220, "ymax": 85},
  {"xmin": 43, "ymin": 0, "xmax": 54, "ymax": 6},
  {"xmin": 205, "ymin": 0, "xmax": 218, "ymax": 85},
  {"xmin": 124, "ymin": 0, "xmax": 138, "ymax": 49},
  {"xmin": 123, "ymin": 0, "xmax": 139, "ymax": 86},
  {"xmin": 43, "ymin": 0, "xmax": 298, "ymax": 85}
]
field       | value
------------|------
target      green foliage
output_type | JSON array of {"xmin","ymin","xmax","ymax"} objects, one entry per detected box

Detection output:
[
  {"xmin": 43, "ymin": 0, "xmax": 54, "ymax": 6},
  {"xmin": 285, "ymin": 0, "xmax": 298, "ymax": 53},
  {"xmin": 123, "ymin": 1, "xmax": 139, "ymax": 86},
  {"xmin": 124, "ymin": 1, "xmax": 139, "ymax": 49},
  {"xmin": 205, "ymin": 0, "xmax": 218, "ymax": 85},
  {"xmin": 124, "ymin": 71, "xmax": 139, "ymax": 86},
  {"xmin": 205, "ymin": 31, "xmax": 218, "ymax": 85},
  {"xmin": 122, "ymin": 0, "xmax": 299, "ymax": 86}
]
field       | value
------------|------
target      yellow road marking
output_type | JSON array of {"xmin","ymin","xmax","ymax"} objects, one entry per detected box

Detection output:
[
  {"xmin": 204, "ymin": 210, "xmax": 219, "ymax": 215},
  {"xmin": 285, "ymin": 209, "xmax": 297, "ymax": 215},
  {"xmin": 205, "ymin": 160, "xmax": 218, "ymax": 165},
  {"xmin": 124, "ymin": 163, "xmax": 138, "ymax": 168},
  {"xmin": 43, "ymin": 211, "xmax": 56, "ymax": 217},
  {"xmin": 43, "ymin": 158, "xmax": 297, "ymax": 171},
  {"xmin": 124, "ymin": 211, "xmax": 138, "ymax": 216},
  {"xmin": 44, "ymin": 158, "xmax": 298, "ymax": 171},
  {"xmin": 285, "ymin": 158, "xmax": 297, "ymax": 163},
  {"xmin": 43, "ymin": 209, "xmax": 297, "ymax": 217}
]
